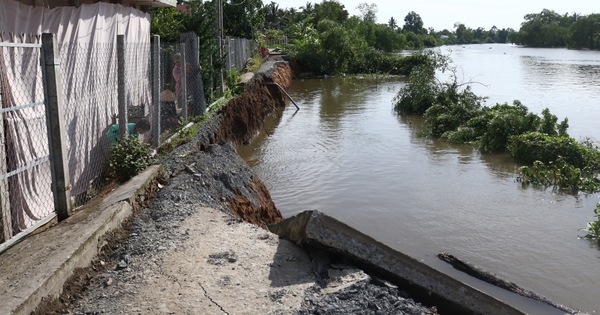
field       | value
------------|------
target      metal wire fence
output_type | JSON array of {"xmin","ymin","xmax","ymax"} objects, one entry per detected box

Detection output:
[
  {"xmin": 59, "ymin": 42, "xmax": 117, "ymax": 205},
  {"xmin": 159, "ymin": 35, "xmax": 207, "ymax": 137},
  {"xmin": 223, "ymin": 36, "xmax": 255, "ymax": 72},
  {"xmin": 0, "ymin": 33, "xmax": 237, "ymax": 251},
  {"xmin": 0, "ymin": 36, "xmax": 160, "ymax": 250},
  {"xmin": 160, "ymin": 42, "xmax": 185, "ymax": 134},
  {"xmin": 0, "ymin": 41, "xmax": 55, "ymax": 245}
]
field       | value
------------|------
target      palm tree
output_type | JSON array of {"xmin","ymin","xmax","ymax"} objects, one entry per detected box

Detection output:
[
  {"xmin": 264, "ymin": 2, "xmax": 280, "ymax": 29},
  {"xmin": 388, "ymin": 17, "xmax": 398, "ymax": 30}
]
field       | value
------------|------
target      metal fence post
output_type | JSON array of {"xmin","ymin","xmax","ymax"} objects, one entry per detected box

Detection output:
[
  {"xmin": 179, "ymin": 43, "xmax": 187, "ymax": 121},
  {"xmin": 151, "ymin": 35, "xmax": 161, "ymax": 147},
  {"xmin": 194, "ymin": 35, "xmax": 206, "ymax": 114},
  {"xmin": 41, "ymin": 33, "xmax": 71, "ymax": 220},
  {"xmin": 181, "ymin": 33, "xmax": 206, "ymax": 116},
  {"xmin": 117, "ymin": 35, "xmax": 128, "ymax": 139},
  {"xmin": 0, "ymin": 76, "xmax": 12, "ymax": 240},
  {"xmin": 227, "ymin": 37, "xmax": 233, "ymax": 71},
  {"xmin": 217, "ymin": 35, "xmax": 225, "ymax": 94}
]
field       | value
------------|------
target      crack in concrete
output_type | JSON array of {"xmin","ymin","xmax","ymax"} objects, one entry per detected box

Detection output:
[{"xmin": 199, "ymin": 283, "xmax": 230, "ymax": 315}]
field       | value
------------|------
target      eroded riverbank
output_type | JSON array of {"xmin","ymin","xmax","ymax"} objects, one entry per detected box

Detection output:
[{"xmin": 34, "ymin": 58, "xmax": 440, "ymax": 315}]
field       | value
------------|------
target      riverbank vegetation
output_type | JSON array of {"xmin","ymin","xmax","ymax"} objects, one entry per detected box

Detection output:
[
  {"xmin": 394, "ymin": 51, "xmax": 600, "ymax": 194},
  {"xmin": 580, "ymin": 204, "xmax": 600, "ymax": 243},
  {"xmin": 150, "ymin": 1, "xmax": 599, "ymax": 100},
  {"xmin": 261, "ymin": 2, "xmax": 514, "ymax": 74},
  {"xmin": 509, "ymin": 9, "xmax": 600, "ymax": 50}
]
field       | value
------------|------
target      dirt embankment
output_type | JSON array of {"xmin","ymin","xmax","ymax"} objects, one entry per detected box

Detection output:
[
  {"xmin": 217, "ymin": 60, "xmax": 293, "ymax": 146},
  {"xmin": 162, "ymin": 59, "xmax": 294, "ymax": 227}
]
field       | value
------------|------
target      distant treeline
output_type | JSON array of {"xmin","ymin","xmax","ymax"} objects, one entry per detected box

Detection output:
[
  {"xmin": 431, "ymin": 9, "xmax": 600, "ymax": 49},
  {"xmin": 150, "ymin": 1, "xmax": 599, "ymax": 79},
  {"xmin": 508, "ymin": 9, "xmax": 600, "ymax": 49}
]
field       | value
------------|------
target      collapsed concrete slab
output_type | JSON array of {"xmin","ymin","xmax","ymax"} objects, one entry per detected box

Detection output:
[{"xmin": 269, "ymin": 210, "xmax": 568, "ymax": 315}]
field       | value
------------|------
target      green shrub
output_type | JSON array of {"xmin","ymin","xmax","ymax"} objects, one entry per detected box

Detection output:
[
  {"xmin": 225, "ymin": 68, "xmax": 245, "ymax": 95},
  {"xmin": 393, "ymin": 51, "xmax": 456, "ymax": 115},
  {"xmin": 109, "ymin": 137, "xmax": 156, "ymax": 183},
  {"xmin": 508, "ymin": 132, "xmax": 598, "ymax": 168},
  {"xmin": 517, "ymin": 158, "xmax": 600, "ymax": 192},
  {"xmin": 424, "ymin": 85, "xmax": 483, "ymax": 137},
  {"xmin": 393, "ymin": 65, "xmax": 439, "ymax": 114},
  {"xmin": 476, "ymin": 102, "xmax": 540, "ymax": 152},
  {"xmin": 580, "ymin": 204, "xmax": 600, "ymax": 242},
  {"xmin": 513, "ymin": 134, "xmax": 600, "ymax": 193},
  {"xmin": 443, "ymin": 127, "xmax": 476, "ymax": 143}
]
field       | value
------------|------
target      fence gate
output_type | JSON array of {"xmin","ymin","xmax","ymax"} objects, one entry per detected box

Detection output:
[{"xmin": 0, "ymin": 40, "xmax": 55, "ymax": 252}]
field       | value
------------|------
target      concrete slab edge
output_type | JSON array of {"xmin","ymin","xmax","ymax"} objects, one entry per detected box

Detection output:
[
  {"xmin": 101, "ymin": 165, "xmax": 162, "ymax": 207},
  {"xmin": 270, "ymin": 210, "xmax": 528, "ymax": 315},
  {"xmin": 10, "ymin": 166, "xmax": 161, "ymax": 315}
]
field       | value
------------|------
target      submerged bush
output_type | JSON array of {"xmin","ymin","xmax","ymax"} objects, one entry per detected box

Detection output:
[
  {"xmin": 512, "ymin": 133, "xmax": 600, "ymax": 192},
  {"xmin": 508, "ymin": 132, "xmax": 599, "ymax": 168},
  {"xmin": 424, "ymin": 85, "xmax": 483, "ymax": 137},
  {"xmin": 475, "ymin": 102, "xmax": 541, "ymax": 152},
  {"xmin": 517, "ymin": 158, "xmax": 600, "ymax": 193},
  {"xmin": 393, "ymin": 51, "xmax": 452, "ymax": 114},
  {"xmin": 395, "ymin": 51, "xmax": 600, "ymax": 194},
  {"xmin": 580, "ymin": 204, "xmax": 600, "ymax": 243},
  {"xmin": 394, "ymin": 66, "xmax": 440, "ymax": 114}
]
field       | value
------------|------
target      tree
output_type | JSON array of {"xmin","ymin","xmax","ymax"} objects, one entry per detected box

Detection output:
[
  {"xmin": 515, "ymin": 9, "xmax": 571, "ymax": 47},
  {"xmin": 313, "ymin": 0, "xmax": 349, "ymax": 25},
  {"xmin": 403, "ymin": 11, "xmax": 424, "ymax": 34},
  {"xmin": 223, "ymin": 0, "xmax": 264, "ymax": 38},
  {"xmin": 388, "ymin": 17, "xmax": 398, "ymax": 30},
  {"xmin": 569, "ymin": 14, "xmax": 600, "ymax": 49},
  {"xmin": 357, "ymin": 3, "xmax": 377, "ymax": 23},
  {"xmin": 315, "ymin": 19, "xmax": 365, "ymax": 73},
  {"xmin": 151, "ymin": 0, "xmax": 222, "ymax": 102},
  {"xmin": 150, "ymin": 8, "xmax": 185, "ymax": 42},
  {"xmin": 497, "ymin": 28, "xmax": 514, "ymax": 43},
  {"xmin": 473, "ymin": 27, "xmax": 486, "ymax": 42},
  {"xmin": 454, "ymin": 23, "xmax": 473, "ymax": 44},
  {"xmin": 263, "ymin": 2, "xmax": 282, "ymax": 29}
]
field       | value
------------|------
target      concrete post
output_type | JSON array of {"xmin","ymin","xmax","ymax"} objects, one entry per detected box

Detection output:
[
  {"xmin": 0, "ymin": 78, "xmax": 12, "ymax": 240},
  {"xmin": 179, "ymin": 43, "xmax": 187, "ymax": 121},
  {"xmin": 151, "ymin": 35, "xmax": 161, "ymax": 147},
  {"xmin": 181, "ymin": 33, "xmax": 206, "ymax": 116},
  {"xmin": 117, "ymin": 35, "xmax": 128, "ymax": 139},
  {"xmin": 41, "ymin": 33, "xmax": 71, "ymax": 220},
  {"xmin": 217, "ymin": 35, "xmax": 225, "ymax": 93}
]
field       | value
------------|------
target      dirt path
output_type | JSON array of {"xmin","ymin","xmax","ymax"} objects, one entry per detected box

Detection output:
[{"xmin": 68, "ymin": 205, "xmax": 315, "ymax": 315}]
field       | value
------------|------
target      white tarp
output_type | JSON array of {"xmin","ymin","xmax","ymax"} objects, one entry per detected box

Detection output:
[{"xmin": 0, "ymin": 0, "xmax": 150, "ymax": 234}]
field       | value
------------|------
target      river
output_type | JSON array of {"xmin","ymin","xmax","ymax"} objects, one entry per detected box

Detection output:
[{"xmin": 238, "ymin": 44, "xmax": 600, "ymax": 312}]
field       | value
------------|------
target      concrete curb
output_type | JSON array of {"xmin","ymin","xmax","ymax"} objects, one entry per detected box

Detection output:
[{"xmin": 0, "ymin": 165, "xmax": 162, "ymax": 315}]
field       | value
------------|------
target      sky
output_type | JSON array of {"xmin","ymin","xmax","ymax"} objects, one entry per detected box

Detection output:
[{"xmin": 270, "ymin": 0, "xmax": 599, "ymax": 31}]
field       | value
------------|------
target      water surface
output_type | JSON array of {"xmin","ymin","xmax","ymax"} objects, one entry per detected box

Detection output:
[{"xmin": 238, "ymin": 45, "xmax": 600, "ymax": 312}]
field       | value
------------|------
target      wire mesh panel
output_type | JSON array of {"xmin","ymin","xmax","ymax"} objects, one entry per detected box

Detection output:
[
  {"xmin": 159, "ymin": 42, "xmax": 181, "ymax": 139},
  {"xmin": 224, "ymin": 37, "xmax": 255, "ymax": 72},
  {"xmin": 0, "ymin": 42, "xmax": 54, "ymax": 245},
  {"xmin": 58, "ymin": 40, "xmax": 154, "ymax": 206},
  {"xmin": 181, "ymin": 33, "xmax": 206, "ymax": 116},
  {"xmin": 124, "ymin": 42, "xmax": 153, "ymax": 144},
  {"xmin": 159, "ymin": 35, "xmax": 206, "ymax": 128},
  {"xmin": 59, "ymin": 42, "xmax": 118, "ymax": 206}
]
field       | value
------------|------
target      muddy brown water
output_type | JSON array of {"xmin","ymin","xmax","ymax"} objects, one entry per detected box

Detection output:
[{"xmin": 238, "ymin": 44, "xmax": 600, "ymax": 313}]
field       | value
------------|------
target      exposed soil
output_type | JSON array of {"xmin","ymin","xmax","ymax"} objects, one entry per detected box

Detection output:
[{"xmin": 34, "ymin": 59, "xmax": 438, "ymax": 315}]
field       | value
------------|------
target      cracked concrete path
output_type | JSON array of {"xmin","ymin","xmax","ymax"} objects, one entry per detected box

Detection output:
[{"xmin": 69, "ymin": 206, "xmax": 317, "ymax": 315}]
